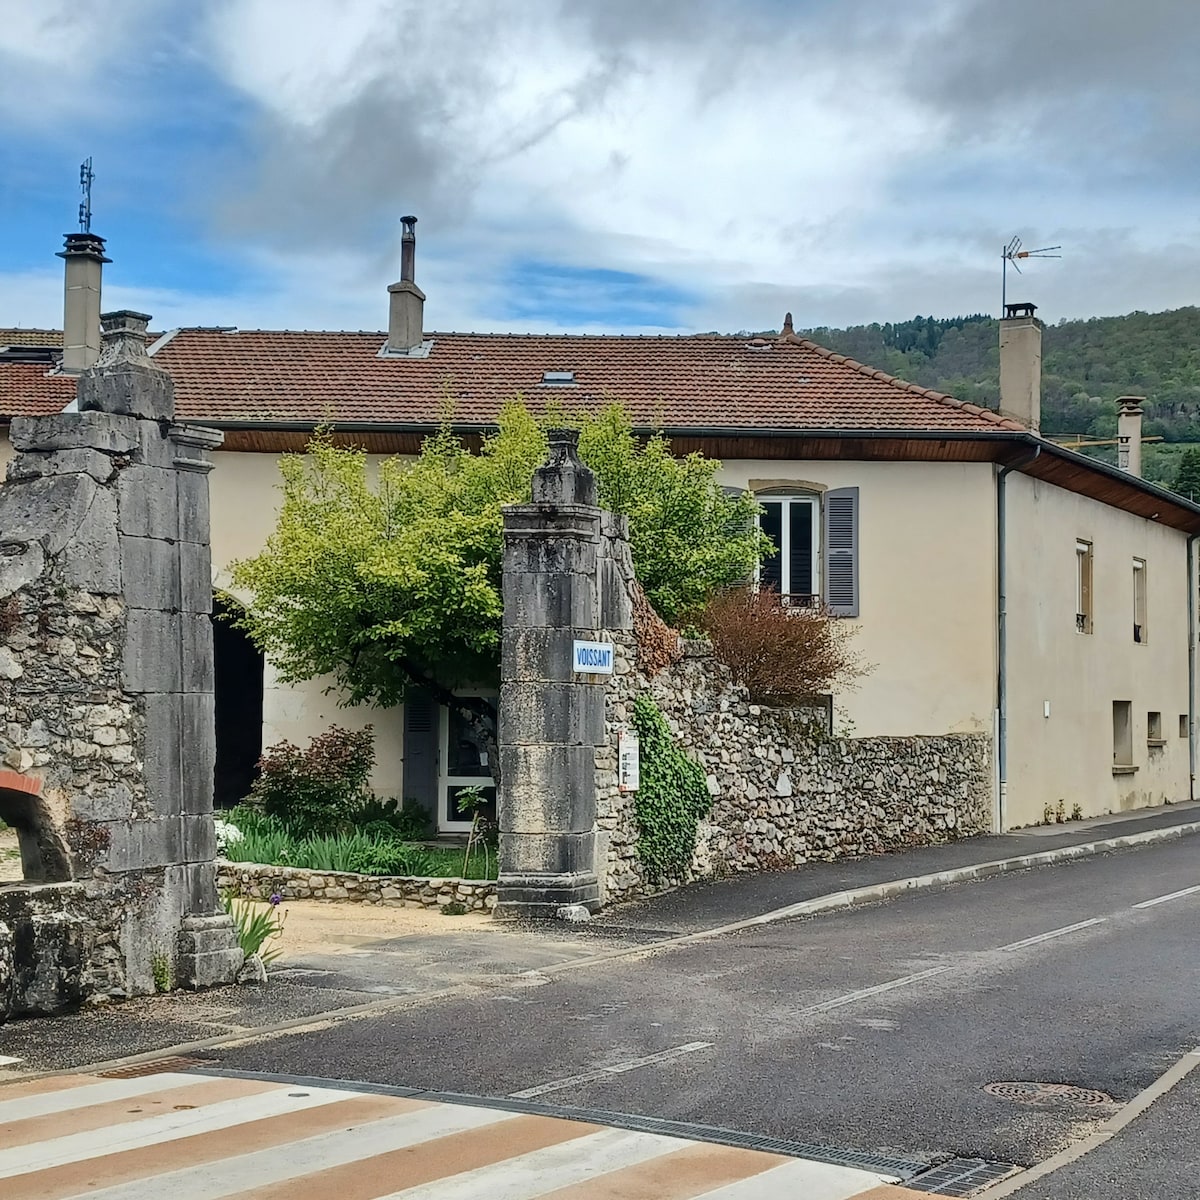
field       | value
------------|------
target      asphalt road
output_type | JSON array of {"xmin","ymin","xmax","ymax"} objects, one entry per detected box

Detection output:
[{"xmin": 206, "ymin": 837, "xmax": 1200, "ymax": 1193}]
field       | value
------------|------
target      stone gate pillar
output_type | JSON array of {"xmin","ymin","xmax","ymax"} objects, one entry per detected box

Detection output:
[{"xmin": 496, "ymin": 431, "xmax": 603, "ymax": 917}]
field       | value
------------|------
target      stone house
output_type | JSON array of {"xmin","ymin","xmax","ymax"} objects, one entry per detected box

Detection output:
[{"xmin": 2, "ymin": 222, "xmax": 1197, "ymax": 841}]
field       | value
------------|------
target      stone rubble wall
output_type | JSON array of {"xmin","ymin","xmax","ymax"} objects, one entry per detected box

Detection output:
[
  {"xmin": 597, "ymin": 635, "xmax": 993, "ymax": 906},
  {"xmin": 217, "ymin": 861, "xmax": 498, "ymax": 911}
]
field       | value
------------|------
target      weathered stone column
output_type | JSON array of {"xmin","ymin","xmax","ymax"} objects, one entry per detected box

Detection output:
[{"xmin": 496, "ymin": 431, "xmax": 604, "ymax": 917}]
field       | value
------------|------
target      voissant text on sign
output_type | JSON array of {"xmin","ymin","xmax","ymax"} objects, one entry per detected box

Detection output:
[{"xmin": 572, "ymin": 639, "xmax": 614, "ymax": 674}]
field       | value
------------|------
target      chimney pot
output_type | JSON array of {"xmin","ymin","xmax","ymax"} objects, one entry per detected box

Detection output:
[
  {"xmin": 1117, "ymin": 395, "xmax": 1145, "ymax": 477},
  {"xmin": 56, "ymin": 231, "xmax": 111, "ymax": 374},
  {"xmin": 386, "ymin": 215, "xmax": 425, "ymax": 354},
  {"xmin": 781, "ymin": 311, "xmax": 795, "ymax": 337},
  {"xmin": 998, "ymin": 305, "xmax": 1043, "ymax": 431}
]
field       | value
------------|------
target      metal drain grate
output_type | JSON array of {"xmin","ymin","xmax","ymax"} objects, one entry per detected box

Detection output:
[
  {"xmin": 907, "ymin": 1158, "xmax": 1022, "ymax": 1196},
  {"xmin": 984, "ymin": 1081, "xmax": 1114, "ymax": 1107},
  {"xmin": 99, "ymin": 1056, "xmax": 209, "ymax": 1078}
]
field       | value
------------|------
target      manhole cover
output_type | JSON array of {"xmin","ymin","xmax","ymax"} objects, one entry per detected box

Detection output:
[
  {"xmin": 99, "ymin": 1055, "xmax": 209, "ymax": 1078},
  {"xmin": 984, "ymin": 1081, "xmax": 1113, "ymax": 1107}
]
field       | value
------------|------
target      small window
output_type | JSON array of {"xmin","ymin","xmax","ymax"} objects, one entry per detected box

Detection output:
[
  {"xmin": 1113, "ymin": 700, "xmax": 1133, "ymax": 768},
  {"xmin": 541, "ymin": 370, "xmax": 576, "ymax": 386},
  {"xmin": 1181, "ymin": 714, "xmax": 1190, "ymax": 739},
  {"xmin": 1133, "ymin": 558, "xmax": 1147, "ymax": 643},
  {"xmin": 1076, "ymin": 541, "xmax": 1093, "ymax": 633},
  {"xmin": 1148, "ymin": 711, "xmax": 1163, "ymax": 743}
]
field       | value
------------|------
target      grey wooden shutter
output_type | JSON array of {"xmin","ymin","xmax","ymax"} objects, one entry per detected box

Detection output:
[
  {"xmin": 402, "ymin": 691, "xmax": 439, "ymax": 810},
  {"xmin": 823, "ymin": 487, "xmax": 859, "ymax": 616},
  {"xmin": 722, "ymin": 485, "xmax": 758, "ymax": 584}
]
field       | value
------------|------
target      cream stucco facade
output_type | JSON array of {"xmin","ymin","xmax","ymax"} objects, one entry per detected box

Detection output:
[{"xmin": 1003, "ymin": 473, "xmax": 1194, "ymax": 828}]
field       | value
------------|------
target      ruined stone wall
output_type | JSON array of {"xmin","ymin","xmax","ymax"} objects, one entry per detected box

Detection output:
[{"xmin": 0, "ymin": 312, "xmax": 241, "ymax": 1018}]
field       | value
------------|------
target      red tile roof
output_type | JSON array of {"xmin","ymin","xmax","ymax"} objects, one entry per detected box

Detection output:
[{"xmin": 0, "ymin": 327, "xmax": 1024, "ymax": 433}]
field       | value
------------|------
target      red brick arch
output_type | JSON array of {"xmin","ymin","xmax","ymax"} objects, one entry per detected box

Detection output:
[{"xmin": 0, "ymin": 769, "xmax": 70, "ymax": 883}]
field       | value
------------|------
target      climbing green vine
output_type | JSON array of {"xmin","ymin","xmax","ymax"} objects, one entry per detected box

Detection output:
[{"xmin": 631, "ymin": 697, "xmax": 712, "ymax": 882}]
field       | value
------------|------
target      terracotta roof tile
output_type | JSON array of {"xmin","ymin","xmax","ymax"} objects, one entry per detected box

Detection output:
[{"xmin": 0, "ymin": 327, "xmax": 1025, "ymax": 433}]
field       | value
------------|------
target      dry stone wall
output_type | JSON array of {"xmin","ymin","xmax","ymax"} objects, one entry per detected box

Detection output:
[{"xmin": 217, "ymin": 861, "xmax": 497, "ymax": 911}]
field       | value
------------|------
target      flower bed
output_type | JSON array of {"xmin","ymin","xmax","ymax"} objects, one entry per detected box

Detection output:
[{"xmin": 216, "ymin": 860, "xmax": 497, "ymax": 911}]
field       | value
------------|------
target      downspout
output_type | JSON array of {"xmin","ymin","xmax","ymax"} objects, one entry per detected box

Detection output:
[
  {"xmin": 996, "ymin": 443, "xmax": 1042, "ymax": 832},
  {"xmin": 1189, "ymin": 535, "xmax": 1199, "ymax": 800}
]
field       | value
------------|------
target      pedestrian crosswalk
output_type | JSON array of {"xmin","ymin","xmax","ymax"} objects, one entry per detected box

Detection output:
[{"xmin": 0, "ymin": 1069, "xmax": 936, "ymax": 1199}]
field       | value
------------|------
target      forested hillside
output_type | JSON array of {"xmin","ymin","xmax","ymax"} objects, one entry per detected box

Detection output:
[{"xmin": 798, "ymin": 309, "xmax": 1200, "ymax": 489}]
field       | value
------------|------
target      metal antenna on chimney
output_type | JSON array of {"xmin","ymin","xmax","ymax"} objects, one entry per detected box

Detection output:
[
  {"xmin": 78, "ymin": 158, "xmax": 94, "ymax": 233},
  {"xmin": 1002, "ymin": 236, "xmax": 1061, "ymax": 311}
]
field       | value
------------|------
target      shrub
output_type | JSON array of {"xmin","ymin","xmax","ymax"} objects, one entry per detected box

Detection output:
[
  {"xmin": 355, "ymin": 796, "xmax": 433, "ymax": 841},
  {"xmin": 700, "ymin": 587, "xmax": 868, "ymax": 707},
  {"xmin": 250, "ymin": 726, "xmax": 375, "ymax": 836}
]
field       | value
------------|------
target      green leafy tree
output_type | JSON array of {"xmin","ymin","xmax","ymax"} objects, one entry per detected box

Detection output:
[
  {"xmin": 1172, "ymin": 448, "xmax": 1200, "ymax": 501},
  {"xmin": 231, "ymin": 401, "xmax": 768, "ymax": 773}
]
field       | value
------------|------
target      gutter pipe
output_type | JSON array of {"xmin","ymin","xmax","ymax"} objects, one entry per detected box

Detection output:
[
  {"xmin": 1190, "ymin": 536, "xmax": 1199, "ymax": 801},
  {"xmin": 996, "ymin": 443, "xmax": 1042, "ymax": 832}
]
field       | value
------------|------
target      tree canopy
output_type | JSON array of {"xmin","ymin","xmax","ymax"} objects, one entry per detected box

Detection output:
[{"xmin": 231, "ymin": 402, "xmax": 767, "ymax": 723}]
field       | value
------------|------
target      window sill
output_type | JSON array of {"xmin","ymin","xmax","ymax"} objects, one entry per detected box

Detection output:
[
  {"xmin": 1112, "ymin": 764, "xmax": 1138, "ymax": 775},
  {"xmin": 1147, "ymin": 739, "xmax": 1167, "ymax": 749}
]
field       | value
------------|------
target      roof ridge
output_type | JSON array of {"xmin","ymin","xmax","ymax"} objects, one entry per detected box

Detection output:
[{"xmin": 789, "ymin": 335, "xmax": 1025, "ymax": 432}]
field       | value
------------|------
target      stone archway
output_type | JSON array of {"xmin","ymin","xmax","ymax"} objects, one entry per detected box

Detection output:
[{"xmin": 0, "ymin": 771, "xmax": 70, "ymax": 884}]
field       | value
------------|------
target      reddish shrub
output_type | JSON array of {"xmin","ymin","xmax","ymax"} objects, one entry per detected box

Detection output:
[{"xmin": 700, "ymin": 587, "xmax": 867, "ymax": 707}]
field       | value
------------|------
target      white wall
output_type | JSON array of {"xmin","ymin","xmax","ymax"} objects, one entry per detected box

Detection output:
[{"xmin": 1004, "ymin": 473, "xmax": 1193, "ymax": 828}]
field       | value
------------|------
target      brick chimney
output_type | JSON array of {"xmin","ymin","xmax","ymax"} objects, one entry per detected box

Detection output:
[
  {"xmin": 385, "ymin": 215, "xmax": 425, "ymax": 355},
  {"xmin": 56, "ymin": 231, "xmax": 111, "ymax": 374},
  {"xmin": 998, "ymin": 301, "xmax": 1043, "ymax": 432},
  {"xmin": 1117, "ymin": 396, "xmax": 1145, "ymax": 477}
]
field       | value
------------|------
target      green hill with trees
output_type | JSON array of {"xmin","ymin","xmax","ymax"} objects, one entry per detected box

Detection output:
[{"xmin": 798, "ymin": 308, "xmax": 1200, "ymax": 493}]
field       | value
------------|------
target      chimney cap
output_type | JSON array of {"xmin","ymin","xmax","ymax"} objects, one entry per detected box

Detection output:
[
  {"xmin": 1004, "ymin": 301, "xmax": 1038, "ymax": 319},
  {"xmin": 401, "ymin": 215, "xmax": 417, "ymax": 235},
  {"xmin": 1118, "ymin": 395, "xmax": 1146, "ymax": 412},
  {"xmin": 57, "ymin": 230, "xmax": 111, "ymax": 263}
]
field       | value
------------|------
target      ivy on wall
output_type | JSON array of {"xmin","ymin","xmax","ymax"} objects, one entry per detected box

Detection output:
[{"xmin": 631, "ymin": 696, "xmax": 712, "ymax": 882}]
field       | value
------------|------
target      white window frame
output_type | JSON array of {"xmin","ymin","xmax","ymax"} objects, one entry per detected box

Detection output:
[
  {"xmin": 437, "ymin": 692, "xmax": 497, "ymax": 834},
  {"xmin": 756, "ymin": 493, "xmax": 821, "ymax": 603},
  {"xmin": 1133, "ymin": 557, "xmax": 1147, "ymax": 644}
]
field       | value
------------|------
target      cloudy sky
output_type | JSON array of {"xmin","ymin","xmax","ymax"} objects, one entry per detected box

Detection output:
[{"xmin": 2, "ymin": 0, "xmax": 1197, "ymax": 336}]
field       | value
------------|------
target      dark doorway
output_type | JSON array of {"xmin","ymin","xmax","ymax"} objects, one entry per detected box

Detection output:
[
  {"xmin": 0, "ymin": 787, "xmax": 71, "ymax": 883},
  {"xmin": 212, "ymin": 594, "xmax": 264, "ymax": 808}
]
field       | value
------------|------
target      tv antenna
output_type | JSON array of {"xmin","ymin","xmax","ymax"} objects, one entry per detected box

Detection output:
[
  {"xmin": 1002, "ymin": 236, "xmax": 1060, "ymax": 311},
  {"xmin": 78, "ymin": 157, "xmax": 94, "ymax": 233}
]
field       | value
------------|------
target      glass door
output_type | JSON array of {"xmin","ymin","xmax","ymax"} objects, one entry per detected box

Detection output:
[{"xmin": 438, "ymin": 699, "xmax": 497, "ymax": 833}]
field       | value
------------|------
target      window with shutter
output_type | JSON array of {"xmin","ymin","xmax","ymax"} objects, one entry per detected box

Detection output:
[{"xmin": 823, "ymin": 487, "xmax": 859, "ymax": 617}]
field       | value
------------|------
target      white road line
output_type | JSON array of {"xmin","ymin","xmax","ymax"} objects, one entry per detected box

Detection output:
[
  {"xmin": 1132, "ymin": 884, "xmax": 1200, "ymax": 909},
  {"xmin": 78, "ymin": 1104, "xmax": 523, "ymax": 1200},
  {"xmin": 794, "ymin": 966, "xmax": 954, "ymax": 1017},
  {"xmin": 375, "ymin": 1128, "xmax": 685, "ymax": 1200},
  {"xmin": 509, "ymin": 1041, "xmax": 714, "ymax": 1099},
  {"xmin": 0, "ymin": 1071, "xmax": 214, "ymax": 1125},
  {"xmin": 0, "ymin": 1083, "xmax": 359, "ymax": 1179},
  {"xmin": 691, "ymin": 1156, "xmax": 893, "ymax": 1198},
  {"xmin": 997, "ymin": 917, "xmax": 1107, "ymax": 952},
  {"xmin": 0, "ymin": 1055, "xmax": 23, "ymax": 1066}
]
